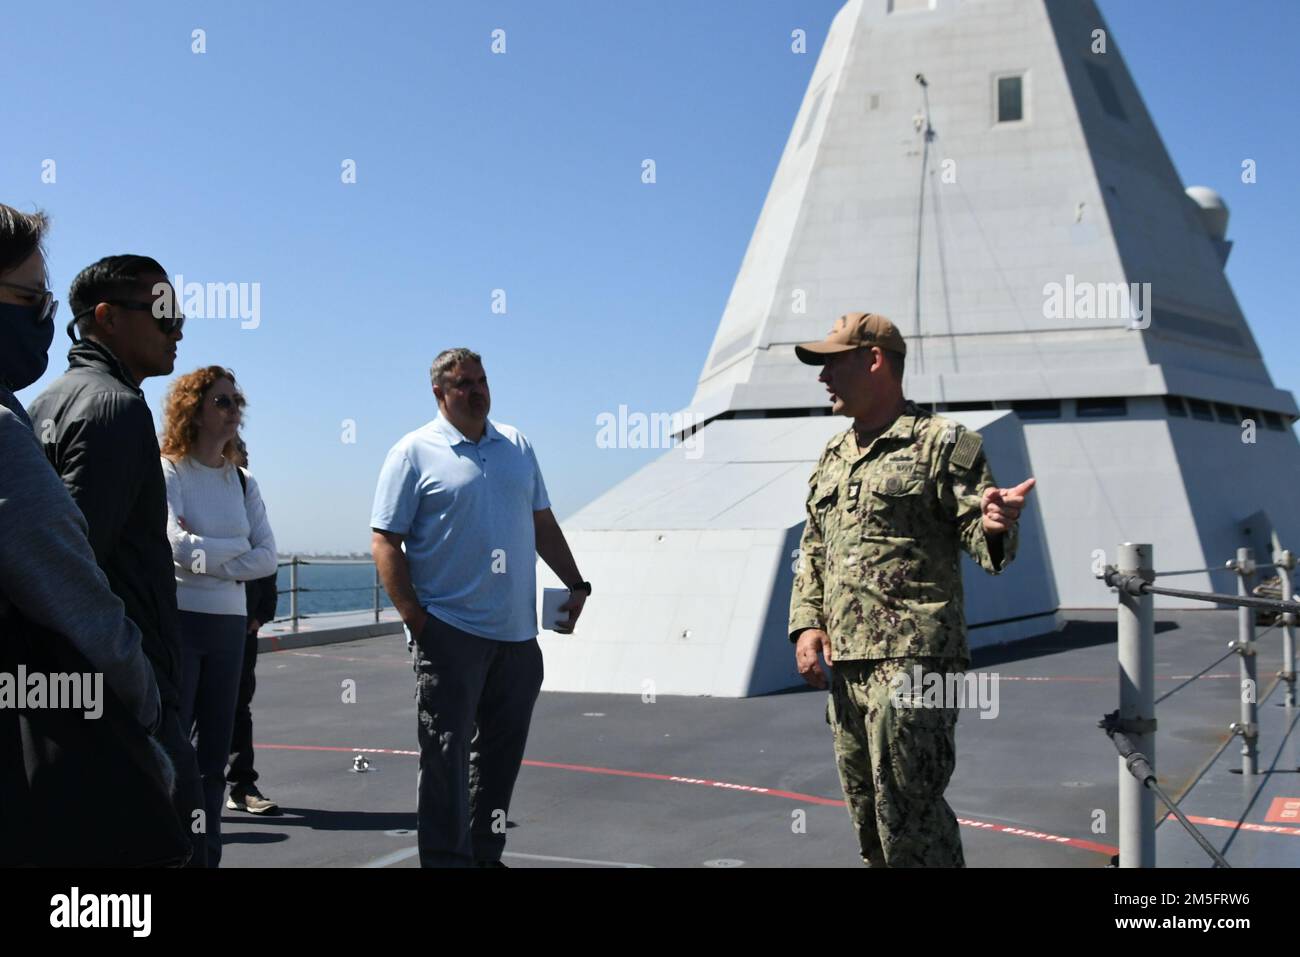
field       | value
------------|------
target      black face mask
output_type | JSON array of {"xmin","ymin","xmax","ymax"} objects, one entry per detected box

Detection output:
[{"xmin": 0, "ymin": 300, "xmax": 56, "ymax": 391}]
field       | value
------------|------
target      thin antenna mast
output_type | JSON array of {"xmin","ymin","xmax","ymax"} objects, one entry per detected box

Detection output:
[{"xmin": 913, "ymin": 72, "xmax": 934, "ymax": 376}]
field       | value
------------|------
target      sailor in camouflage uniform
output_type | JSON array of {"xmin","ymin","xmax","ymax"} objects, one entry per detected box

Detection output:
[{"xmin": 788, "ymin": 312, "xmax": 1035, "ymax": 867}]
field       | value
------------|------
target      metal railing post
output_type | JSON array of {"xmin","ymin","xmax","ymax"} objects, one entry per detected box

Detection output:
[
  {"xmin": 1278, "ymin": 548, "xmax": 1297, "ymax": 709},
  {"xmin": 1117, "ymin": 542, "xmax": 1156, "ymax": 868},
  {"xmin": 1231, "ymin": 548, "xmax": 1258, "ymax": 774},
  {"xmin": 289, "ymin": 555, "xmax": 300, "ymax": 634},
  {"xmin": 373, "ymin": 563, "xmax": 381, "ymax": 623}
]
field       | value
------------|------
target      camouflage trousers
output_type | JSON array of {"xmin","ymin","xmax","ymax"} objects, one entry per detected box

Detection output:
[{"xmin": 827, "ymin": 657, "xmax": 964, "ymax": 867}]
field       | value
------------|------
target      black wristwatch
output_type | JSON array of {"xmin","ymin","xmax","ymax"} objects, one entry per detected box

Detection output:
[{"xmin": 568, "ymin": 580, "xmax": 592, "ymax": 595}]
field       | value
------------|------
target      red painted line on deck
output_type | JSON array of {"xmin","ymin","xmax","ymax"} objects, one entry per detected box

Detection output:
[
  {"xmin": 996, "ymin": 674, "xmax": 1235, "ymax": 683},
  {"xmin": 255, "ymin": 742, "xmax": 1116, "ymax": 856},
  {"xmin": 283, "ymin": 650, "xmax": 409, "ymax": 664},
  {"xmin": 956, "ymin": 818, "xmax": 1115, "ymax": 855},
  {"xmin": 1186, "ymin": 815, "xmax": 1300, "ymax": 837},
  {"xmin": 260, "ymin": 743, "xmax": 420, "ymax": 756},
  {"xmin": 265, "ymin": 651, "xmax": 1238, "ymax": 684},
  {"xmin": 521, "ymin": 758, "xmax": 844, "ymax": 807}
]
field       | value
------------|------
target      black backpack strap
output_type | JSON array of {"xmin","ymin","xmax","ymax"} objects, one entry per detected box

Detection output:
[{"xmin": 236, "ymin": 466, "xmax": 248, "ymax": 496}]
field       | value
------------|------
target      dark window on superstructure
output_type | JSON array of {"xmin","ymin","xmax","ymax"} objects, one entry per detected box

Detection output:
[
  {"xmin": 1214, "ymin": 402, "xmax": 1238, "ymax": 424},
  {"xmin": 1085, "ymin": 62, "xmax": 1128, "ymax": 121},
  {"xmin": 997, "ymin": 76, "xmax": 1023, "ymax": 123},
  {"xmin": 1163, "ymin": 395, "xmax": 1187, "ymax": 418},
  {"xmin": 1013, "ymin": 399, "xmax": 1062, "ymax": 420},
  {"xmin": 1077, "ymin": 397, "xmax": 1128, "ymax": 418},
  {"xmin": 1186, "ymin": 398, "xmax": 1213, "ymax": 421},
  {"xmin": 943, "ymin": 400, "xmax": 995, "ymax": 412},
  {"xmin": 1262, "ymin": 411, "xmax": 1287, "ymax": 432},
  {"xmin": 1238, "ymin": 406, "xmax": 1259, "ymax": 426}
]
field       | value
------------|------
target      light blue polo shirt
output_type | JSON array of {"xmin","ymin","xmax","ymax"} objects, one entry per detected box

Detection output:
[{"xmin": 370, "ymin": 415, "xmax": 550, "ymax": 642}]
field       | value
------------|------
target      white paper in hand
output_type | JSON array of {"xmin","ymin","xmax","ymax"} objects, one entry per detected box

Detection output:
[{"xmin": 542, "ymin": 588, "xmax": 570, "ymax": 632}]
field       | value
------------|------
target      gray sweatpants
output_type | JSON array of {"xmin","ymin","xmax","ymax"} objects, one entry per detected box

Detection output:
[{"xmin": 413, "ymin": 614, "xmax": 544, "ymax": 867}]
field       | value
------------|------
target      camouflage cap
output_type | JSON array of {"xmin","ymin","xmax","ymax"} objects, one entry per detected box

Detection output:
[{"xmin": 794, "ymin": 312, "xmax": 906, "ymax": 365}]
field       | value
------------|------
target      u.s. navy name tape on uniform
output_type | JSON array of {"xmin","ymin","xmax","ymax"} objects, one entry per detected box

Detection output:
[{"xmin": 789, "ymin": 403, "xmax": 1018, "ymax": 866}]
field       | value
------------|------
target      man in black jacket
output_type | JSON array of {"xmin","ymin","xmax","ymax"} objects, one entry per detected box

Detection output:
[{"xmin": 27, "ymin": 254, "xmax": 205, "ymax": 865}]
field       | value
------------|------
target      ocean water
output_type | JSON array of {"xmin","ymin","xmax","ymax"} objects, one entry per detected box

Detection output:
[{"xmin": 271, "ymin": 561, "xmax": 393, "ymax": 619}]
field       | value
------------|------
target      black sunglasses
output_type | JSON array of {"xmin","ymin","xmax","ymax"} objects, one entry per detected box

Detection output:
[
  {"xmin": 68, "ymin": 298, "xmax": 186, "ymax": 342},
  {"xmin": 212, "ymin": 393, "xmax": 245, "ymax": 410},
  {"xmin": 0, "ymin": 280, "xmax": 58, "ymax": 325}
]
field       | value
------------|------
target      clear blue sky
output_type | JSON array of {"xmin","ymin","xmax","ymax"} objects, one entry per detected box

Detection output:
[{"xmin": 4, "ymin": 0, "xmax": 1296, "ymax": 553}]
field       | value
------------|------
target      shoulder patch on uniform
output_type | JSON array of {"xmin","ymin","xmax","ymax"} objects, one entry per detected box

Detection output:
[{"xmin": 951, "ymin": 431, "xmax": 982, "ymax": 470}]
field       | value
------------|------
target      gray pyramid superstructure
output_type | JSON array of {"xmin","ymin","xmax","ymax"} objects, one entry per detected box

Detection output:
[
  {"xmin": 694, "ymin": 0, "xmax": 1281, "ymax": 416},
  {"xmin": 536, "ymin": 0, "xmax": 1300, "ymax": 696}
]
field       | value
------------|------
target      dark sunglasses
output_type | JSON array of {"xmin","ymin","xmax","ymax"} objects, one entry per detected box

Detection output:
[
  {"xmin": 211, "ymin": 393, "xmax": 245, "ymax": 411},
  {"xmin": 0, "ymin": 280, "xmax": 58, "ymax": 325},
  {"xmin": 68, "ymin": 298, "xmax": 185, "ymax": 342}
]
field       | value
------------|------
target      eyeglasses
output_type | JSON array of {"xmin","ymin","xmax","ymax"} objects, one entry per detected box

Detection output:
[
  {"xmin": 107, "ymin": 299, "xmax": 186, "ymax": 335},
  {"xmin": 0, "ymin": 280, "xmax": 58, "ymax": 325},
  {"xmin": 69, "ymin": 299, "xmax": 186, "ymax": 337},
  {"xmin": 211, "ymin": 393, "xmax": 245, "ymax": 411}
]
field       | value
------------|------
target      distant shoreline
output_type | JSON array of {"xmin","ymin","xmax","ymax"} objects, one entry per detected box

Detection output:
[{"xmin": 276, "ymin": 554, "xmax": 372, "ymax": 561}]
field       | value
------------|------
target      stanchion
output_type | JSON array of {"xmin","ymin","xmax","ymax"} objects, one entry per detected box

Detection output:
[
  {"xmin": 1117, "ymin": 542, "xmax": 1155, "ymax": 867},
  {"xmin": 1230, "ymin": 548, "xmax": 1258, "ymax": 775},
  {"xmin": 1277, "ymin": 548, "xmax": 1297, "ymax": 709},
  {"xmin": 289, "ymin": 555, "xmax": 300, "ymax": 634}
]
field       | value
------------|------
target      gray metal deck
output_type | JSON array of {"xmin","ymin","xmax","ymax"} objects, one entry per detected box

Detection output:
[{"xmin": 217, "ymin": 609, "xmax": 1298, "ymax": 868}]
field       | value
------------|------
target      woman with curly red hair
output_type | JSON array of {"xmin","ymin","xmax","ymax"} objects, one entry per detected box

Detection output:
[{"xmin": 161, "ymin": 365, "xmax": 277, "ymax": 866}]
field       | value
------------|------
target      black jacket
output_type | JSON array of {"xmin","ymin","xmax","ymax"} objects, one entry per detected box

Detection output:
[{"xmin": 27, "ymin": 340, "xmax": 183, "ymax": 707}]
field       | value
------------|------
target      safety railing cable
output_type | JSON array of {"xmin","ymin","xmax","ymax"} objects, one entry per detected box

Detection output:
[
  {"xmin": 1103, "ymin": 571, "xmax": 1300, "ymax": 615},
  {"xmin": 276, "ymin": 585, "xmax": 380, "ymax": 595},
  {"xmin": 269, "ymin": 556, "xmax": 389, "ymax": 632},
  {"xmin": 1154, "ymin": 563, "xmax": 1281, "ymax": 579},
  {"xmin": 1153, "ymin": 648, "xmax": 1236, "ymax": 707},
  {"xmin": 1152, "ymin": 620, "xmax": 1282, "ymax": 707},
  {"xmin": 1099, "ymin": 712, "xmax": 1230, "ymax": 868},
  {"xmin": 1101, "ymin": 543, "xmax": 1298, "ymax": 867}
]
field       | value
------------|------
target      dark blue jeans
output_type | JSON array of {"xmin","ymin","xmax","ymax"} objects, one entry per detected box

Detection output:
[
  {"xmin": 414, "ymin": 614, "xmax": 544, "ymax": 867},
  {"xmin": 156, "ymin": 703, "xmax": 207, "ymax": 868},
  {"xmin": 178, "ymin": 610, "xmax": 246, "ymax": 868},
  {"xmin": 226, "ymin": 624, "xmax": 260, "ymax": 789}
]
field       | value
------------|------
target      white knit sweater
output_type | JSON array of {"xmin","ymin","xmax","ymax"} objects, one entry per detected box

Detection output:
[{"xmin": 161, "ymin": 455, "xmax": 278, "ymax": 616}]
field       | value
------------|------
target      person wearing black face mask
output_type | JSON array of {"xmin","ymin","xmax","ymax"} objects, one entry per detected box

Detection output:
[
  {"xmin": 0, "ymin": 203, "xmax": 190, "ymax": 866},
  {"xmin": 0, "ymin": 240, "xmax": 55, "ymax": 391}
]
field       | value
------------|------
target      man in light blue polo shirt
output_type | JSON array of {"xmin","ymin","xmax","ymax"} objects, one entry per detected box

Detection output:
[{"xmin": 370, "ymin": 347, "xmax": 589, "ymax": 868}]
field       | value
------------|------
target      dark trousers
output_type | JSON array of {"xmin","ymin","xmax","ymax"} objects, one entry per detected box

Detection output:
[
  {"xmin": 226, "ymin": 624, "xmax": 260, "ymax": 788},
  {"xmin": 156, "ymin": 703, "xmax": 208, "ymax": 868},
  {"xmin": 178, "ymin": 610, "xmax": 246, "ymax": 868},
  {"xmin": 414, "ymin": 614, "xmax": 544, "ymax": 867}
]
